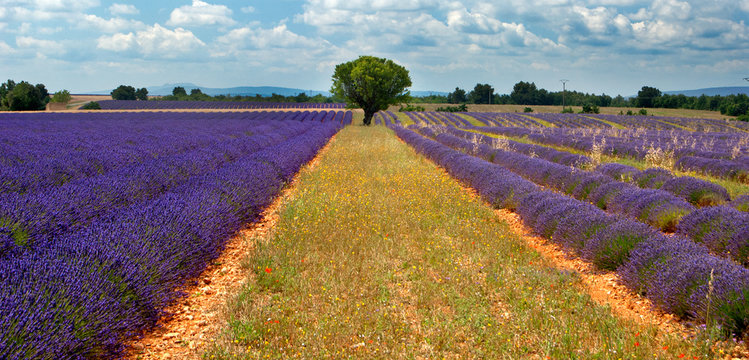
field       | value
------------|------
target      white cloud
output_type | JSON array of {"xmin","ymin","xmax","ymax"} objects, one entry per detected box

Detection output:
[
  {"xmin": 652, "ymin": 0, "xmax": 692, "ymax": 20},
  {"xmin": 304, "ymin": 0, "xmax": 438, "ymax": 11},
  {"xmin": 166, "ymin": 0, "xmax": 236, "ymax": 27},
  {"xmin": 97, "ymin": 24, "xmax": 205, "ymax": 58},
  {"xmin": 216, "ymin": 24, "xmax": 326, "ymax": 56},
  {"xmin": 241, "ymin": 6, "xmax": 255, "ymax": 13},
  {"xmin": 82, "ymin": 14, "xmax": 145, "ymax": 33},
  {"xmin": 109, "ymin": 4, "xmax": 139, "ymax": 16},
  {"xmin": 573, "ymin": 6, "xmax": 616, "ymax": 34},
  {"xmin": 0, "ymin": 41, "xmax": 15, "ymax": 54},
  {"xmin": 16, "ymin": 35, "xmax": 65, "ymax": 55}
]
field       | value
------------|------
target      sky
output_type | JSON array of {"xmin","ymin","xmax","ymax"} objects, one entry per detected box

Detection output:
[{"xmin": 1, "ymin": 0, "xmax": 748, "ymax": 96}]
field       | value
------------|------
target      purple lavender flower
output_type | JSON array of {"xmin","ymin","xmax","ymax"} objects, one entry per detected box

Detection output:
[
  {"xmin": 661, "ymin": 176, "xmax": 731, "ymax": 207},
  {"xmin": 633, "ymin": 167, "xmax": 673, "ymax": 189}
]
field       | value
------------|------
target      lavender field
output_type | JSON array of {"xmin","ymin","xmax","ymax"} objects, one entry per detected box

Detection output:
[
  {"xmin": 0, "ymin": 110, "xmax": 349, "ymax": 358},
  {"xmin": 96, "ymin": 100, "xmax": 347, "ymax": 110},
  {"xmin": 2, "ymin": 108, "xmax": 748, "ymax": 358},
  {"xmin": 381, "ymin": 110, "xmax": 749, "ymax": 341}
]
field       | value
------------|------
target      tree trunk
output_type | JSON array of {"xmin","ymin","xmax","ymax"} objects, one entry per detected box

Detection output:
[{"xmin": 363, "ymin": 111, "xmax": 374, "ymax": 126}]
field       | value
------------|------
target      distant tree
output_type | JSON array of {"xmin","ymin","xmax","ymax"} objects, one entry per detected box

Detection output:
[
  {"xmin": 111, "ymin": 85, "xmax": 137, "ymax": 100},
  {"xmin": 172, "ymin": 86, "xmax": 187, "ymax": 97},
  {"xmin": 331, "ymin": 55, "xmax": 412, "ymax": 126},
  {"xmin": 510, "ymin": 81, "xmax": 540, "ymax": 105},
  {"xmin": 80, "ymin": 101, "xmax": 102, "ymax": 110},
  {"xmin": 6, "ymin": 81, "xmax": 49, "ymax": 111},
  {"xmin": 50, "ymin": 90, "xmax": 72, "ymax": 103},
  {"xmin": 469, "ymin": 83, "xmax": 494, "ymax": 104},
  {"xmin": 294, "ymin": 92, "xmax": 310, "ymax": 103},
  {"xmin": 636, "ymin": 86, "xmax": 661, "ymax": 108},
  {"xmin": 0, "ymin": 79, "xmax": 17, "ymax": 109},
  {"xmin": 447, "ymin": 87, "xmax": 467, "ymax": 103},
  {"xmin": 190, "ymin": 88, "xmax": 203, "ymax": 96},
  {"xmin": 135, "ymin": 87, "xmax": 148, "ymax": 101}
]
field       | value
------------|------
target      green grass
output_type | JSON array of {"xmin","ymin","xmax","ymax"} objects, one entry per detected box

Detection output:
[{"xmin": 205, "ymin": 126, "xmax": 718, "ymax": 359}]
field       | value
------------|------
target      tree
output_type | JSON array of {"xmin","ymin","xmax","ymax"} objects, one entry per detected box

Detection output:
[
  {"xmin": 6, "ymin": 81, "xmax": 49, "ymax": 110},
  {"xmin": 111, "ymin": 85, "xmax": 137, "ymax": 100},
  {"xmin": 0, "ymin": 79, "xmax": 17, "ymax": 109},
  {"xmin": 190, "ymin": 88, "xmax": 203, "ymax": 96},
  {"xmin": 511, "ymin": 81, "xmax": 540, "ymax": 105},
  {"xmin": 294, "ymin": 92, "xmax": 310, "ymax": 103},
  {"xmin": 51, "ymin": 90, "xmax": 72, "ymax": 103},
  {"xmin": 331, "ymin": 55, "xmax": 412, "ymax": 126},
  {"xmin": 636, "ymin": 86, "xmax": 661, "ymax": 108},
  {"xmin": 447, "ymin": 87, "xmax": 467, "ymax": 103},
  {"xmin": 172, "ymin": 86, "xmax": 187, "ymax": 97},
  {"xmin": 469, "ymin": 83, "xmax": 494, "ymax": 104},
  {"xmin": 135, "ymin": 87, "xmax": 148, "ymax": 101}
]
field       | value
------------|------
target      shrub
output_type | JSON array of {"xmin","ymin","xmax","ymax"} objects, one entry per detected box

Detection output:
[
  {"xmin": 580, "ymin": 104, "xmax": 599, "ymax": 114},
  {"xmin": 435, "ymin": 104, "xmax": 467, "ymax": 112},
  {"xmin": 583, "ymin": 219, "xmax": 659, "ymax": 270},
  {"xmin": 80, "ymin": 101, "xmax": 101, "ymax": 110},
  {"xmin": 639, "ymin": 108, "xmax": 648, "ymax": 115},
  {"xmin": 523, "ymin": 107, "xmax": 533, "ymax": 113},
  {"xmin": 398, "ymin": 104, "xmax": 425, "ymax": 112}
]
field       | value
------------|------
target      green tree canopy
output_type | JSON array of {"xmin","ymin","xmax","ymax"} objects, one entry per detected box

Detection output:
[
  {"xmin": 111, "ymin": 85, "xmax": 137, "ymax": 100},
  {"xmin": 6, "ymin": 81, "xmax": 49, "ymax": 111},
  {"xmin": 172, "ymin": 86, "xmax": 187, "ymax": 97},
  {"xmin": 447, "ymin": 87, "xmax": 467, "ymax": 104},
  {"xmin": 331, "ymin": 55, "xmax": 412, "ymax": 126},
  {"xmin": 636, "ymin": 86, "xmax": 662, "ymax": 108},
  {"xmin": 51, "ymin": 90, "xmax": 72, "ymax": 103},
  {"xmin": 469, "ymin": 83, "xmax": 494, "ymax": 104},
  {"xmin": 135, "ymin": 87, "xmax": 149, "ymax": 101}
]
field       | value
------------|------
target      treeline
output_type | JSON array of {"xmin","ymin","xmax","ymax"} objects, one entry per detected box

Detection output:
[
  {"xmin": 155, "ymin": 86, "xmax": 342, "ymax": 103},
  {"xmin": 415, "ymin": 82, "xmax": 749, "ymax": 119},
  {"xmin": 0, "ymin": 79, "xmax": 50, "ymax": 111}
]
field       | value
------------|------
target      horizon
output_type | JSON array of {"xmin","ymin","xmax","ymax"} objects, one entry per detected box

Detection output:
[{"xmin": 1, "ymin": 1, "xmax": 748, "ymax": 95}]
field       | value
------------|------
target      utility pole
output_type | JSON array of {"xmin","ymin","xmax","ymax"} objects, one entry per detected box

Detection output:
[{"xmin": 560, "ymin": 79, "xmax": 569, "ymax": 111}]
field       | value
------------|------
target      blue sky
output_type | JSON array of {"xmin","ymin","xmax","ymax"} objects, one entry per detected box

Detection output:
[{"xmin": 1, "ymin": 0, "xmax": 748, "ymax": 96}]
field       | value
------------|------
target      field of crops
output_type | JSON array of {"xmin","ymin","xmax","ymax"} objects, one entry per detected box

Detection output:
[
  {"xmin": 2, "ymin": 108, "xmax": 748, "ymax": 358},
  {"xmin": 0, "ymin": 110, "xmax": 349, "ymax": 358},
  {"xmin": 382, "ymin": 111, "xmax": 749, "ymax": 338},
  {"xmin": 96, "ymin": 100, "xmax": 347, "ymax": 110}
]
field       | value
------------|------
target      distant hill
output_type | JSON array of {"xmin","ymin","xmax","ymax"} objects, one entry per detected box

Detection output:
[
  {"xmin": 88, "ymin": 83, "xmax": 448, "ymax": 98},
  {"xmin": 663, "ymin": 86, "xmax": 749, "ymax": 97},
  {"xmin": 411, "ymin": 91, "xmax": 449, "ymax": 97}
]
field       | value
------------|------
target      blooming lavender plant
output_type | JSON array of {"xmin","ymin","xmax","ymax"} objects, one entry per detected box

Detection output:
[
  {"xmin": 677, "ymin": 206, "xmax": 749, "ymax": 265},
  {"xmin": 661, "ymin": 176, "xmax": 731, "ymax": 207}
]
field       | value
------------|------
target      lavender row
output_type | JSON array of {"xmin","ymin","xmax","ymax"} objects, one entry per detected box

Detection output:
[
  {"xmin": 0, "ymin": 121, "xmax": 319, "ymax": 255},
  {"xmin": 442, "ymin": 126, "xmax": 592, "ymax": 167},
  {"xmin": 424, "ymin": 128, "xmax": 693, "ymax": 230},
  {"xmin": 0, "ymin": 111, "xmax": 326, "ymax": 193},
  {"xmin": 597, "ymin": 163, "xmax": 731, "ymax": 207},
  {"xmin": 96, "ymin": 100, "xmax": 346, "ymax": 110},
  {"xmin": 423, "ymin": 128, "xmax": 749, "ymax": 266},
  {"xmin": 472, "ymin": 125, "xmax": 749, "ymax": 182},
  {"xmin": 0, "ymin": 120, "xmax": 343, "ymax": 359},
  {"xmin": 391, "ymin": 124, "xmax": 749, "ymax": 337},
  {"xmin": 440, "ymin": 127, "xmax": 731, "ymax": 207}
]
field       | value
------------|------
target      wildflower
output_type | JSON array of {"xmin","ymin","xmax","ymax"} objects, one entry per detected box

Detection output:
[{"xmin": 265, "ymin": 267, "xmax": 272, "ymax": 273}]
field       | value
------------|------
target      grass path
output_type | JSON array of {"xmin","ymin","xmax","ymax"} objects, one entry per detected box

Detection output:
[{"xmin": 206, "ymin": 126, "xmax": 711, "ymax": 359}]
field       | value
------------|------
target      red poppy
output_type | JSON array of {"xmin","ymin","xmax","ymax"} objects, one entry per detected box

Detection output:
[{"xmin": 265, "ymin": 267, "xmax": 272, "ymax": 273}]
